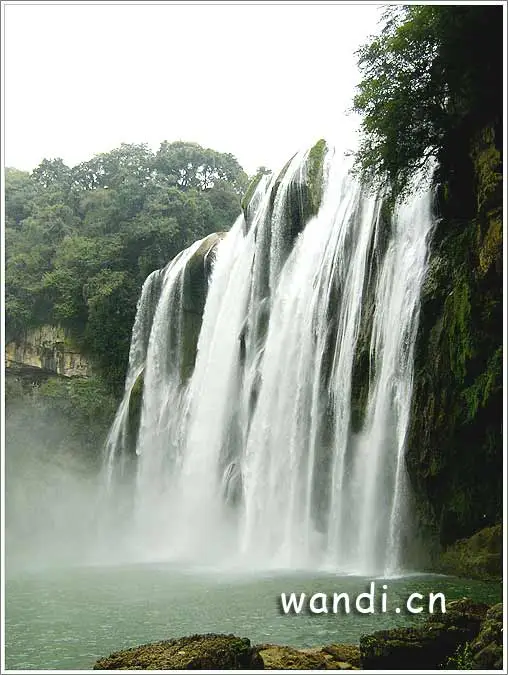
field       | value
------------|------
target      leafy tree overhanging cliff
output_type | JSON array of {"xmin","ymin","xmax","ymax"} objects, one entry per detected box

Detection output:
[{"xmin": 353, "ymin": 4, "xmax": 502, "ymax": 197}]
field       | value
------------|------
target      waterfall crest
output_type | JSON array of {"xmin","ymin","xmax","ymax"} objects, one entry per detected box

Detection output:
[{"xmin": 104, "ymin": 144, "xmax": 435, "ymax": 574}]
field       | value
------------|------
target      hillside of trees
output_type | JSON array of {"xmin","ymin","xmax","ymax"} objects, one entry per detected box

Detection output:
[{"xmin": 5, "ymin": 141, "xmax": 250, "ymax": 393}]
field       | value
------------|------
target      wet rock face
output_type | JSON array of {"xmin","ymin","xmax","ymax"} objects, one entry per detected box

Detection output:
[
  {"xmin": 5, "ymin": 325, "xmax": 92, "ymax": 378},
  {"xmin": 406, "ymin": 121, "xmax": 502, "ymax": 558},
  {"xmin": 127, "ymin": 369, "xmax": 144, "ymax": 453},
  {"xmin": 241, "ymin": 139, "xmax": 327, "ymax": 236},
  {"xmin": 180, "ymin": 231, "xmax": 227, "ymax": 381},
  {"xmin": 93, "ymin": 634, "xmax": 264, "ymax": 670}
]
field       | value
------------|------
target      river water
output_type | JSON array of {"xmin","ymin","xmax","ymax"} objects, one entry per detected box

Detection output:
[{"xmin": 5, "ymin": 564, "xmax": 501, "ymax": 670}]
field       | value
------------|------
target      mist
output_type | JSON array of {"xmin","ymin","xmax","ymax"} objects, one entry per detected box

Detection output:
[{"xmin": 5, "ymin": 384, "xmax": 116, "ymax": 574}]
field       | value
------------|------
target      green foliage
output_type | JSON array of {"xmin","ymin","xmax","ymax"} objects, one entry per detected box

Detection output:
[
  {"xmin": 5, "ymin": 141, "xmax": 246, "ymax": 392},
  {"xmin": 444, "ymin": 269, "xmax": 473, "ymax": 381},
  {"xmin": 445, "ymin": 642, "xmax": 475, "ymax": 670},
  {"xmin": 353, "ymin": 5, "xmax": 503, "ymax": 195},
  {"xmin": 471, "ymin": 128, "xmax": 502, "ymax": 213},
  {"xmin": 462, "ymin": 348, "xmax": 502, "ymax": 424},
  {"xmin": 4, "ymin": 168, "xmax": 37, "ymax": 227},
  {"xmin": 154, "ymin": 140, "xmax": 249, "ymax": 193}
]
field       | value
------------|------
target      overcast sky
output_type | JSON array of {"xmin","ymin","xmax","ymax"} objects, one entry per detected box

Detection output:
[{"xmin": 4, "ymin": 2, "xmax": 383, "ymax": 176}]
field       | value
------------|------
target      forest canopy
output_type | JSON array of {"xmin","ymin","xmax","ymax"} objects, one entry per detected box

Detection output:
[{"xmin": 5, "ymin": 141, "xmax": 250, "ymax": 391}]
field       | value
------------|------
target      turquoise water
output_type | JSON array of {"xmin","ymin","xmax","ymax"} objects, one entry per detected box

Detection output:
[{"xmin": 5, "ymin": 563, "xmax": 501, "ymax": 670}]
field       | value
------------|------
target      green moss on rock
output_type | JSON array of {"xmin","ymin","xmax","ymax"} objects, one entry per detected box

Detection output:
[
  {"xmin": 306, "ymin": 138, "xmax": 327, "ymax": 216},
  {"xmin": 257, "ymin": 643, "xmax": 360, "ymax": 670},
  {"xmin": 180, "ymin": 232, "xmax": 226, "ymax": 380},
  {"xmin": 241, "ymin": 172, "xmax": 265, "ymax": 217},
  {"xmin": 468, "ymin": 603, "xmax": 504, "ymax": 670},
  {"xmin": 405, "ymin": 121, "xmax": 502, "ymax": 557},
  {"xmin": 182, "ymin": 233, "xmax": 225, "ymax": 317},
  {"xmin": 478, "ymin": 209, "xmax": 502, "ymax": 276},
  {"xmin": 437, "ymin": 524, "xmax": 502, "ymax": 581},
  {"xmin": 93, "ymin": 634, "xmax": 263, "ymax": 670},
  {"xmin": 443, "ymin": 268, "xmax": 474, "ymax": 382},
  {"xmin": 470, "ymin": 126, "xmax": 502, "ymax": 213},
  {"xmin": 360, "ymin": 598, "xmax": 489, "ymax": 670}
]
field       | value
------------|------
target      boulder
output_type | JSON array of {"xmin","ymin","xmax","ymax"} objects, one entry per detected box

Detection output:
[
  {"xmin": 437, "ymin": 524, "xmax": 502, "ymax": 581},
  {"xmin": 257, "ymin": 643, "xmax": 360, "ymax": 670},
  {"xmin": 469, "ymin": 602, "xmax": 503, "ymax": 670},
  {"xmin": 359, "ymin": 598, "xmax": 489, "ymax": 670},
  {"xmin": 93, "ymin": 633, "xmax": 263, "ymax": 670}
]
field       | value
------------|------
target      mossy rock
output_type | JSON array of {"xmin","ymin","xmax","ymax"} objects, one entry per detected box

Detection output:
[
  {"xmin": 279, "ymin": 140, "xmax": 327, "ymax": 237},
  {"xmin": 257, "ymin": 643, "xmax": 359, "ymax": 670},
  {"xmin": 93, "ymin": 633, "xmax": 263, "ymax": 670},
  {"xmin": 437, "ymin": 524, "xmax": 503, "ymax": 581},
  {"xmin": 241, "ymin": 172, "xmax": 267, "ymax": 226},
  {"xmin": 262, "ymin": 141, "xmax": 329, "ymax": 281},
  {"xmin": 180, "ymin": 232, "xmax": 226, "ymax": 380},
  {"xmin": 406, "ymin": 160, "xmax": 502, "ymax": 552},
  {"xmin": 182, "ymin": 232, "xmax": 226, "ymax": 316},
  {"xmin": 478, "ymin": 209, "xmax": 502, "ymax": 276},
  {"xmin": 469, "ymin": 603, "xmax": 503, "ymax": 670},
  {"xmin": 470, "ymin": 125, "xmax": 502, "ymax": 213},
  {"xmin": 404, "ymin": 118, "xmax": 503, "ymax": 556},
  {"xmin": 360, "ymin": 598, "xmax": 488, "ymax": 670},
  {"xmin": 306, "ymin": 138, "xmax": 327, "ymax": 217}
]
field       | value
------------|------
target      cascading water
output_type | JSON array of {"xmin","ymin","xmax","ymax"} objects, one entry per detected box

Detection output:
[{"xmin": 103, "ymin": 143, "xmax": 435, "ymax": 575}]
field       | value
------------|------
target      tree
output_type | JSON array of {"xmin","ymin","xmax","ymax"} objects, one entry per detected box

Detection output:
[
  {"xmin": 32, "ymin": 158, "xmax": 73, "ymax": 191},
  {"xmin": 154, "ymin": 141, "xmax": 249, "ymax": 193},
  {"xmin": 5, "ymin": 139, "xmax": 247, "ymax": 393},
  {"xmin": 353, "ymin": 5, "xmax": 503, "ymax": 195},
  {"xmin": 4, "ymin": 169, "xmax": 37, "ymax": 228}
]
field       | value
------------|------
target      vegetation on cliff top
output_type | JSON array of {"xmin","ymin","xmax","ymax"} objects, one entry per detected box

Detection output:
[{"xmin": 5, "ymin": 142, "xmax": 249, "ymax": 392}]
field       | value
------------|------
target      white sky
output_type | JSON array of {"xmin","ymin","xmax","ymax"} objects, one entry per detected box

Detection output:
[{"xmin": 3, "ymin": 1, "xmax": 383, "ymax": 177}]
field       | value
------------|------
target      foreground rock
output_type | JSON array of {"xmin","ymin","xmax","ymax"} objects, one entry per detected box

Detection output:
[
  {"xmin": 258, "ymin": 643, "xmax": 360, "ymax": 670},
  {"xmin": 468, "ymin": 603, "xmax": 503, "ymax": 669},
  {"xmin": 94, "ymin": 599, "xmax": 502, "ymax": 670},
  {"xmin": 93, "ymin": 634, "xmax": 263, "ymax": 670},
  {"xmin": 360, "ymin": 598, "xmax": 489, "ymax": 670}
]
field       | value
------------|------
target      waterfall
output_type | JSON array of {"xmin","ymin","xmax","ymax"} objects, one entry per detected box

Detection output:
[{"xmin": 103, "ymin": 144, "xmax": 435, "ymax": 575}]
